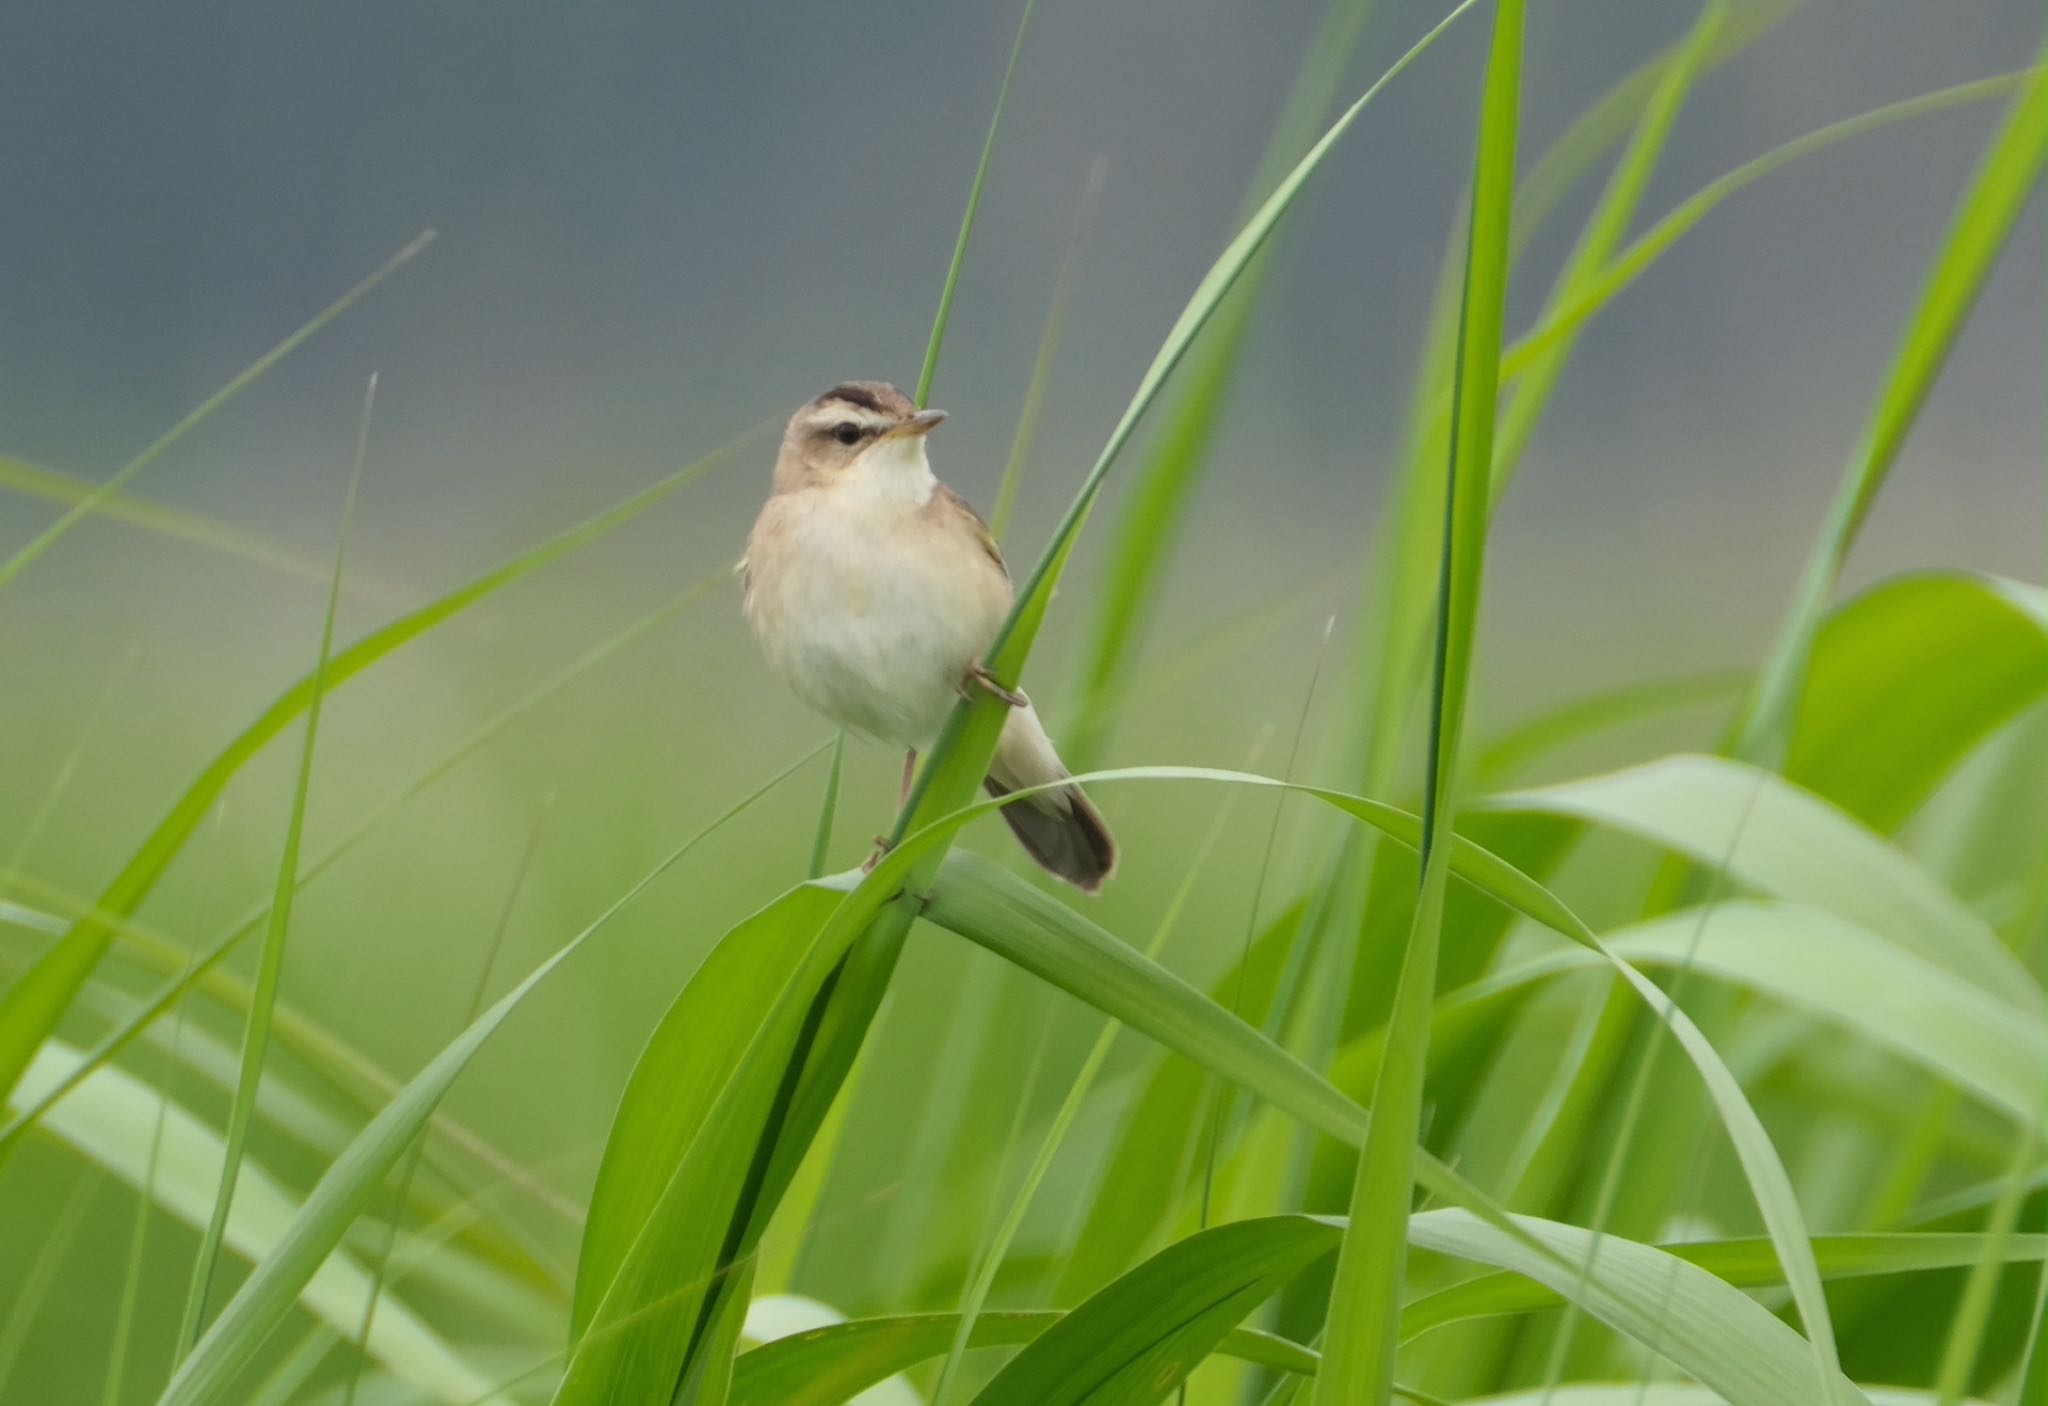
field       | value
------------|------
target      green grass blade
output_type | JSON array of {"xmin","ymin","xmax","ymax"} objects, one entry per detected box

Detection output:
[
  {"xmin": 914, "ymin": 0, "xmax": 1038, "ymax": 406},
  {"xmin": 1788, "ymin": 572, "xmax": 2048, "ymax": 832},
  {"xmin": 1474, "ymin": 669, "xmax": 1746, "ymax": 784},
  {"xmin": 1485, "ymin": 754, "xmax": 2038, "ymax": 1005},
  {"xmin": 929, "ymin": 766, "xmax": 1261, "ymax": 1402},
  {"xmin": 0, "ymin": 573, "xmax": 727, "ymax": 1270},
  {"xmin": 1062, "ymin": 0, "xmax": 1381, "ymax": 766},
  {"xmin": 903, "ymin": 0, "xmax": 1486, "ymax": 843},
  {"xmin": 0, "ymin": 1172, "xmax": 101, "ymax": 1393},
  {"xmin": 20, "ymin": 1039, "xmax": 498, "ymax": 1404},
  {"xmin": 805, "ymin": 732, "xmax": 845, "ymax": 879},
  {"xmin": 0, "ymin": 231, "xmax": 432, "ymax": 595},
  {"xmin": 1399, "ymin": 1231, "xmax": 2048, "ymax": 1341},
  {"xmin": 0, "ymin": 427, "xmax": 757, "ymax": 1109},
  {"xmin": 988, "ymin": 154, "xmax": 1109, "ymax": 543},
  {"xmin": 1405, "ymin": 1210, "xmax": 1872, "ymax": 1406},
  {"xmin": 1500, "ymin": 69, "xmax": 2038, "ymax": 399},
  {"xmin": 1492, "ymin": 1, "xmax": 1722, "ymax": 488},
  {"xmin": 732, "ymin": 1312, "xmax": 1318, "ymax": 1406},
  {"xmin": 916, "ymin": 763, "xmax": 1854, "ymax": 1406},
  {"xmin": 1463, "ymin": 901, "xmax": 2044, "ymax": 1126},
  {"xmin": 177, "ymin": 374, "xmax": 372, "ymax": 1359},
  {"xmin": 0, "ymin": 452, "xmax": 331, "ymax": 581},
  {"xmin": 1933, "ymin": 1131, "xmax": 2041, "ymax": 1404},
  {"xmin": 1737, "ymin": 54, "xmax": 2048, "ymax": 762},
  {"xmin": 966, "ymin": 1217, "xmax": 1339, "ymax": 1404},
  {"xmin": 157, "ymin": 743, "xmax": 824, "ymax": 1406},
  {"xmin": 1319, "ymin": 2, "xmax": 1520, "ymax": 1399}
]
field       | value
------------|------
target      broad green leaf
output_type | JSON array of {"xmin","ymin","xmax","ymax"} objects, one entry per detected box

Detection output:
[
  {"xmin": 1320, "ymin": 3, "xmax": 1520, "ymax": 1399},
  {"xmin": 1484, "ymin": 754, "xmax": 2039, "ymax": 1007},
  {"xmin": 731, "ymin": 1312, "xmax": 1317, "ymax": 1406},
  {"xmin": 0, "ymin": 427, "xmax": 756, "ymax": 1109},
  {"xmin": 969, "ymin": 1217, "xmax": 1336, "ymax": 1404},
  {"xmin": 1402, "ymin": 1233, "xmax": 2048, "ymax": 1341},
  {"xmin": 1406, "ymin": 1209, "xmax": 1871, "ymax": 1406},
  {"xmin": 158, "ymin": 746, "xmax": 820, "ymax": 1406},
  {"xmin": 569, "ymin": 884, "xmax": 844, "ymax": 1336},
  {"xmin": 1608, "ymin": 904, "xmax": 2045, "ymax": 1128},
  {"xmin": 1790, "ymin": 573, "xmax": 2048, "ymax": 832},
  {"xmin": 1397, "ymin": 899, "xmax": 2044, "ymax": 1132},
  {"xmin": 15, "ymin": 1041, "xmax": 497, "ymax": 1405}
]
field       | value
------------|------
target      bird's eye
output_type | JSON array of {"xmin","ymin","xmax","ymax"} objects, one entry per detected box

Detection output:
[{"xmin": 832, "ymin": 422, "xmax": 863, "ymax": 446}]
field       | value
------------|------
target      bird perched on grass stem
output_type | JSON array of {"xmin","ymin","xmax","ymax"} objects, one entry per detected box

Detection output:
[{"xmin": 741, "ymin": 381, "xmax": 1116, "ymax": 891}]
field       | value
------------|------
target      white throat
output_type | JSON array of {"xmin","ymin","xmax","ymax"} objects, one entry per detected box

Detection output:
[{"xmin": 842, "ymin": 433, "xmax": 937, "ymax": 511}]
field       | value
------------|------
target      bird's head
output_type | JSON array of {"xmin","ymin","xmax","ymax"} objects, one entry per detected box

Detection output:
[{"xmin": 772, "ymin": 381, "xmax": 946, "ymax": 495}]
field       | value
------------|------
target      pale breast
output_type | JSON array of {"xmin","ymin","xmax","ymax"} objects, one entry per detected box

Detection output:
[{"xmin": 743, "ymin": 488, "xmax": 1010, "ymax": 749}]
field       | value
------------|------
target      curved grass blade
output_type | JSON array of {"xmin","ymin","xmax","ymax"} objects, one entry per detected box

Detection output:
[
  {"xmin": 0, "ymin": 231, "xmax": 432, "ymax": 595},
  {"xmin": 1500, "ymin": 69, "xmax": 2039, "ymax": 408},
  {"xmin": 1733, "ymin": 53, "xmax": 2048, "ymax": 763},
  {"xmin": 1399, "ymin": 1231, "xmax": 2048, "ymax": 1342},
  {"xmin": 179, "ymin": 374, "xmax": 372, "ymax": 1358},
  {"xmin": 1404, "ymin": 1209, "xmax": 1871, "ymax": 1406},
  {"xmin": 16, "ymin": 1040, "xmax": 496, "ymax": 1405},
  {"xmin": 1449, "ymin": 901, "xmax": 2043, "ymax": 1127},
  {"xmin": 1319, "ymin": 3, "xmax": 1520, "ymax": 1399},
  {"xmin": 967, "ymin": 1216, "xmax": 1338, "ymax": 1405},
  {"xmin": 0, "ymin": 569, "xmax": 729, "ymax": 1176},
  {"xmin": 906, "ymin": 766, "xmax": 1847, "ymax": 1403},
  {"xmin": 1063, "ymin": 0, "xmax": 1382, "ymax": 766},
  {"xmin": 1788, "ymin": 572, "xmax": 2048, "ymax": 832},
  {"xmin": 156, "ymin": 743, "xmax": 825, "ymax": 1406},
  {"xmin": 1484, "ymin": 754, "xmax": 2038, "ymax": 1007},
  {"xmin": 0, "ymin": 424, "xmax": 759, "ymax": 1109},
  {"xmin": 930, "ymin": 764, "xmax": 1263, "ymax": 1402},
  {"xmin": 733, "ymin": 1312, "xmax": 1318, "ymax": 1406}
]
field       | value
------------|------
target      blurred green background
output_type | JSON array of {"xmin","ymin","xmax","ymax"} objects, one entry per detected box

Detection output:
[{"xmin": 0, "ymin": 1, "xmax": 2041, "ymax": 1400}]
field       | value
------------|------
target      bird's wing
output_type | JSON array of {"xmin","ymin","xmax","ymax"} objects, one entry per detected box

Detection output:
[{"xmin": 933, "ymin": 483, "xmax": 1007, "ymax": 579}]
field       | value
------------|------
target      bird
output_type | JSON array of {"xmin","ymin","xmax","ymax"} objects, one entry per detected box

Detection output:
[{"xmin": 740, "ymin": 380, "xmax": 1116, "ymax": 892}]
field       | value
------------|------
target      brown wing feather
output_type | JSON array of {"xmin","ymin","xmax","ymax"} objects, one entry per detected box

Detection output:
[{"xmin": 931, "ymin": 483, "xmax": 1007, "ymax": 579}]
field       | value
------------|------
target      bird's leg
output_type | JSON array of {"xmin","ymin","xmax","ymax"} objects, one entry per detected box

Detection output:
[
  {"xmin": 960, "ymin": 663, "xmax": 1028, "ymax": 709},
  {"xmin": 862, "ymin": 834, "xmax": 894, "ymax": 874},
  {"xmin": 899, "ymin": 749, "xmax": 918, "ymax": 808}
]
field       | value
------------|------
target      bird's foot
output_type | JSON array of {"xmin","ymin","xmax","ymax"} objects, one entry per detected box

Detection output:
[
  {"xmin": 862, "ymin": 835, "xmax": 895, "ymax": 874},
  {"xmin": 960, "ymin": 664, "xmax": 1028, "ymax": 709}
]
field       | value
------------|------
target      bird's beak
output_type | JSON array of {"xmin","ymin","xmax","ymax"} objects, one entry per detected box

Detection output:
[{"xmin": 881, "ymin": 408, "xmax": 947, "ymax": 440}]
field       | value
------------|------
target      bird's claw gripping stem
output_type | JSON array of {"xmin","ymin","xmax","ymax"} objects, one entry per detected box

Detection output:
[{"xmin": 961, "ymin": 664, "xmax": 1028, "ymax": 709}]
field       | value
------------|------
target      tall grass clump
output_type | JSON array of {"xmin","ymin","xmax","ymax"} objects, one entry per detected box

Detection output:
[{"xmin": 0, "ymin": 3, "xmax": 2043, "ymax": 1405}]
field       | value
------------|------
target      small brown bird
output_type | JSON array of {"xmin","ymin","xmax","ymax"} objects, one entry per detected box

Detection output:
[{"xmin": 741, "ymin": 381, "xmax": 1116, "ymax": 891}]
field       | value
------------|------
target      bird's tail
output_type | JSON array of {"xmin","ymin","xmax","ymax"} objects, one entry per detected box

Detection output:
[{"xmin": 985, "ymin": 703, "xmax": 1117, "ymax": 893}]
